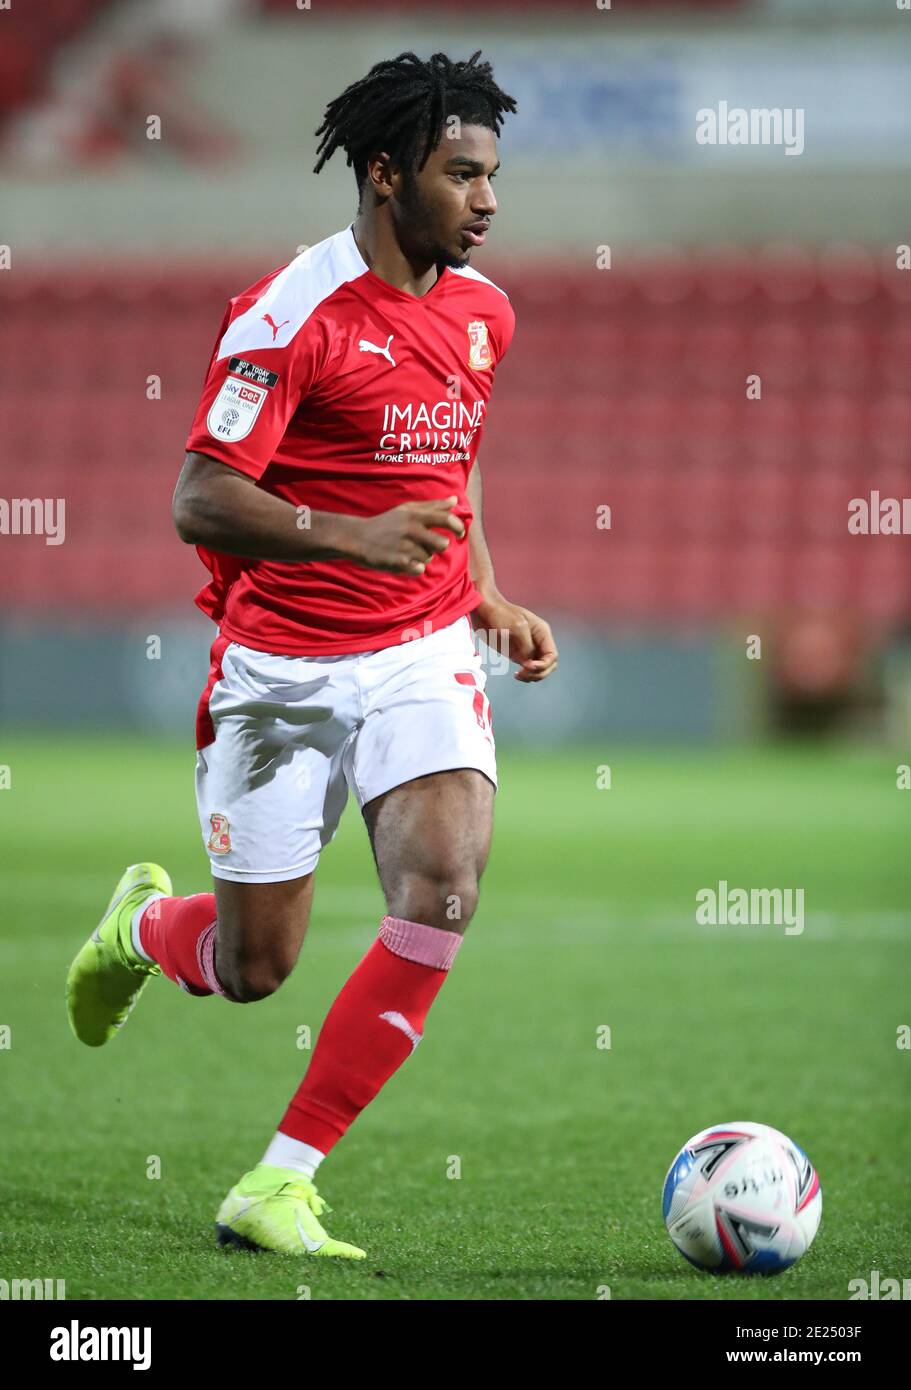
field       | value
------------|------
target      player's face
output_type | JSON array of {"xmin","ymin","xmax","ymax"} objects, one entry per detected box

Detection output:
[{"xmin": 395, "ymin": 124, "xmax": 499, "ymax": 270}]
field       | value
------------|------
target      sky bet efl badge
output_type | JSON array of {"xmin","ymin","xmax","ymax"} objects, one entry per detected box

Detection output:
[
  {"xmin": 467, "ymin": 319, "xmax": 492, "ymax": 370},
  {"xmin": 207, "ymin": 371, "xmax": 268, "ymax": 442}
]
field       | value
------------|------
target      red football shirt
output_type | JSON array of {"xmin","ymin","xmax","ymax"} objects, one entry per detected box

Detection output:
[{"xmin": 184, "ymin": 223, "xmax": 515, "ymax": 655}]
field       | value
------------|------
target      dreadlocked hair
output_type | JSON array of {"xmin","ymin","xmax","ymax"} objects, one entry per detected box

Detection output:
[{"xmin": 312, "ymin": 50, "xmax": 517, "ymax": 200}]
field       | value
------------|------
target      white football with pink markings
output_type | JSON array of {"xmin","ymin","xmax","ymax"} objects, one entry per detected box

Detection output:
[{"xmin": 662, "ymin": 1120, "xmax": 822, "ymax": 1274}]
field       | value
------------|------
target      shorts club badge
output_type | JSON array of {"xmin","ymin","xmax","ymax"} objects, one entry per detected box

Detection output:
[{"xmin": 207, "ymin": 813, "xmax": 232, "ymax": 855}]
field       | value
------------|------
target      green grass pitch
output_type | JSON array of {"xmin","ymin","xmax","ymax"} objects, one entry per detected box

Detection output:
[{"xmin": 1, "ymin": 735, "xmax": 908, "ymax": 1300}]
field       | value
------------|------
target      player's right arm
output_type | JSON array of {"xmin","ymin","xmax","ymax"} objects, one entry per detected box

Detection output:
[{"xmin": 172, "ymin": 451, "xmax": 464, "ymax": 576}]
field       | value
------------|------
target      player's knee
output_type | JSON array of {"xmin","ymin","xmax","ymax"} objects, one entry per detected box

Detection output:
[
  {"xmin": 217, "ymin": 946, "xmax": 295, "ymax": 1003},
  {"xmin": 392, "ymin": 868, "xmax": 480, "ymax": 931},
  {"xmin": 444, "ymin": 876, "xmax": 480, "ymax": 928}
]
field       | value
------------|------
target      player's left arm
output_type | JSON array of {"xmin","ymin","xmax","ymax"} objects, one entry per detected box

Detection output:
[{"xmin": 466, "ymin": 459, "xmax": 558, "ymax": 683}]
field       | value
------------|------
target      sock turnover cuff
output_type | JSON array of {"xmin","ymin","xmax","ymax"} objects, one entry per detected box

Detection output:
[
  {"xmin": 378, "ymin": 914, "xmax": 463, "ymax": 971},
  {"xmin": 196, "ymin": 920, "xmax": 227, "ymax": 997}
]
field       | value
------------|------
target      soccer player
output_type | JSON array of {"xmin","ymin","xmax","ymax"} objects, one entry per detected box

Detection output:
[{"xmin": 67, "ymin": 49, "xmax": 558, "ymax": 1258}]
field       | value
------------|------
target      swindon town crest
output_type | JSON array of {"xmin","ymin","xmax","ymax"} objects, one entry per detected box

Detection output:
[
  {"xmin": 467, "ymin": 320, "xmax": 493, "ymax": 370},
  {"xmin": 207, "ymin": 813, "xmax": 231, "ymax": 855}
]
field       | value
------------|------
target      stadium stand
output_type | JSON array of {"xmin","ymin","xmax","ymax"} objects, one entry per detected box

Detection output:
[
  {"xmin": 1, "ymin": 252, "xmax": 907, "ymax": 627},
  {"xmin": 0, "ymin": 0, "xmax": 111, "ymax": 127}
]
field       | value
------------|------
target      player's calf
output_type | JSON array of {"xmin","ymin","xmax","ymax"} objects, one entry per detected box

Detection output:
[
  {"xmin": 210, "ymin": 872, "xmax": 315, "ymax": 1002},
  {"xmin": 121, "ymin": 873, "xmax": 314, "ymax": 1003}
]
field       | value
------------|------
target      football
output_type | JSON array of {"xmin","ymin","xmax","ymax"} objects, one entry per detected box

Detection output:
[{"xmin": 662, "ymin": 1121, "xmax": 822, "ymax": 1275}]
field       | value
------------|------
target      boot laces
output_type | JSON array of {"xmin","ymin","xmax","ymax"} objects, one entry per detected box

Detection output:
[{"xmin": 282, "ymin": 1177, "xmax": 331, "ymax": 1217}]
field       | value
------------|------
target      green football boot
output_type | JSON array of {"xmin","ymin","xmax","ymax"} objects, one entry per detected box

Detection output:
[
  {"xmin": 216, "ymin": 1165, "xmax": 366, "ymax": 1259},
  {"xmin": 66, "ymin": 862, "xmax": 171, "ymax": 1047}
]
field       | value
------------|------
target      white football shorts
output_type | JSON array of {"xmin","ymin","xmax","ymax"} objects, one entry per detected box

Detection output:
[{"xmin": 194, "ymin": 614, "xmax": 496, "ymax": 882}]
